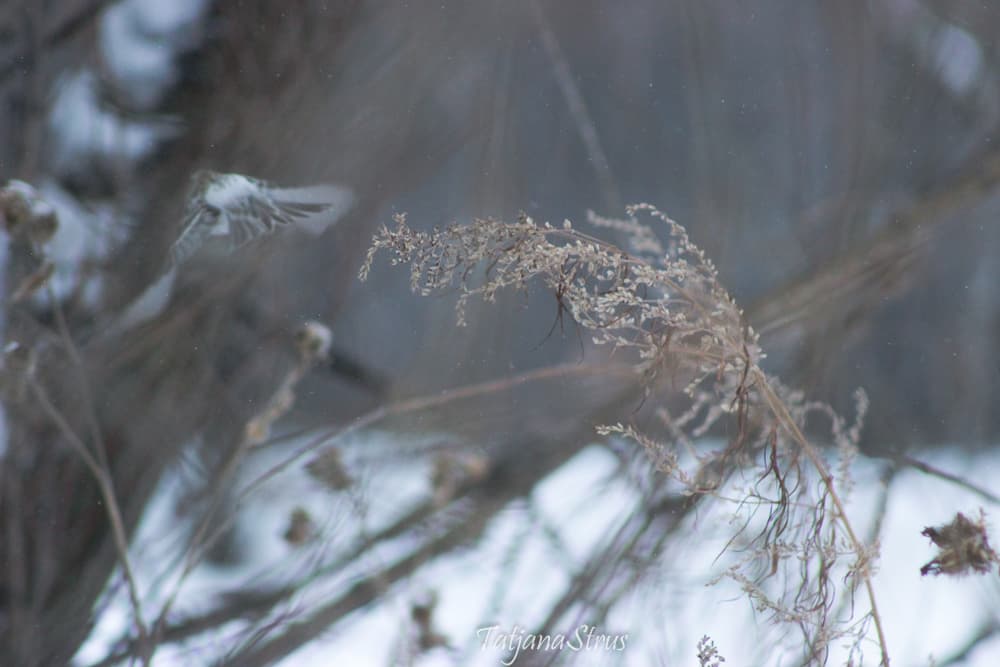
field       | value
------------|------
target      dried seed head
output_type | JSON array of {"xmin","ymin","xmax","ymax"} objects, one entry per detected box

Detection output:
[
  {"xmin": 295, "ymin": 320, "xmax": 333, "ymax": 362},
  {"xmin": 283, "ymin": 507, "xmax": 316, "ymax": 546},
  {"xmin": 430, "ymin": 452, "xmax": 489, "ymax": 506},
  {"xmin": 306, "ymin": 446, "xmax": 353, "ymax": 491},
  {"xmin": 920, "ymin": 511, "xmax": 999, "ymax": 577},
  {"xmin": 0, "ymin": 180, "xmax": 59, "ymax": 244},
  {"xmin": 697, "ymin": 636, "xmax": 726, "ymax": 667},
  {"xmin": 410, "ymin": 593, "xmax": 436, "ymax": 625},
  {"xmin": 410, "ymin": 592, "xmax": 449, "ymax": 651}
]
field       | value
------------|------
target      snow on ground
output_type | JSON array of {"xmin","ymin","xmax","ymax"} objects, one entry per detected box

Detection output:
[{"xmin": 75, "ymin": 431, "xmax": 1000, "ymax": 667}]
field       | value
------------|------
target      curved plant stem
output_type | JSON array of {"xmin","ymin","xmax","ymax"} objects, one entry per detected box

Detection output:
[{"xmin": 755, "ymin": 373, "xmax": 889, "ymax": 667}]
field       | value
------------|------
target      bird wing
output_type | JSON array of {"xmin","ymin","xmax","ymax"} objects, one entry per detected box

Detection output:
[
  {"xmin": 227, "ymin": 185, "xmax": 352, "ymax": 247},
  {"xmin": 226, "ymin": 193, "xmax": 284, "ymax": 249},
  {"xmin": 169, "ymin": 179, "xmax": 354, "ymax": 265},
  {"xmin": 268, "ymin": 184, "xmax": 354, "ymax": 236},
  {"xmin": 169, "ymin": 203, "xmax": 218, "ymax": 267}
]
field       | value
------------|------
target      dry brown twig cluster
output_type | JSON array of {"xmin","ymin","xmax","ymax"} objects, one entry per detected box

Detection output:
[
  {"xmin": 362, "ymin": 204, "xmax": 889, "ymax": 665},
  {"xmin": 921, "ymin": 511, "xmax": 999, "ymax": 577}
]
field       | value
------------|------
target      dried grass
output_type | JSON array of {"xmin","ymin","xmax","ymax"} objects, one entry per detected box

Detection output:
[{"xmin": 362, "ymin": 204, "xmax": 889, "ymax": 665}]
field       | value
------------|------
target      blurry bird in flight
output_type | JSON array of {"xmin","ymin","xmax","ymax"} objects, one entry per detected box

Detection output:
[
  {"xmin": 169, "ymin": 169, "xmax": 354, "ymax": 267},
  {"xmin": 109, "ymin": 170, "xmax": 353, "ymax": 335}
]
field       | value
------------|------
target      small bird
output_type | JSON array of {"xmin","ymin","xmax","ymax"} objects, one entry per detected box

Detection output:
[
  {"xmin": 169, "ymin": 170, "xmax": 354, "ymax": 267},
  {"xmin": 104, "ymin": 170, "xmax": 353, "ymax": 337}
]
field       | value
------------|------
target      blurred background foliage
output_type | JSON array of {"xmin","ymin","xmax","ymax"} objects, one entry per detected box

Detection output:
[{"xmin": 1, "ymin": 0, "xmax": 999, "ymax": 664}]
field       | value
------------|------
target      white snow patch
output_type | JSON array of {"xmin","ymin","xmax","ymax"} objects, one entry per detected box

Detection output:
[
  {"xmin": 47, "ymin": 70, "xmax": 175, "ymax": 176},
  {"xmin": 35, "ymin": 180, "xmax": 130, "ymax": 305},
  {"xmin": 100, "ymin": 0, "xmax": 208, "ymax": 109},
  {"xmin": 73, "ymin": 431, "xmax": 1000, "ymax": 667}
]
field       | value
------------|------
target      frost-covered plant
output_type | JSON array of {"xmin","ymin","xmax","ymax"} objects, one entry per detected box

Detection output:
[
  {"xmin": 361, "ymin": 204, "xmax": 887, "ymax": 665},
  {"xmin": 697, "ymin": 635, "xmax": 726, "ymax": 667}
]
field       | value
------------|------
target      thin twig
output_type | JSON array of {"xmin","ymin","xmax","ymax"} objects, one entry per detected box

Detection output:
[
  {"xmin": 879, "ymin": 452, "xmax": 1000, "ymax": 506},
  {"xmin": 749, "ymin": 146, "xmax": 1000, "ymax": 337},
  {"xmin": 242, "ymin": 360, "xmax": 638, "ymax": 500},
  {"xmin": 147, "ymin": 336, "xmax": 328, "ymax": 655},
  {"xmin": 0, "ymin": 0, "xmax": 119, "ymax": 85},
  {"xmin": 27, "ymin": 377, "xmax": 151, "ymax": 661},
  {"xmin": 42, "ymin": 286, "xmax": 151, "ymax": 657},
  {"xmin": 97, "ymin": 361, "xmax": 636, "ymax": 664},
  {"xmin": 936, "ymin": 619, "xmax": 1000, "ymax": 667},
  {"xmin": 528, "ymin": 0, "xmax": 622, "ymax": 213},
  {"xmin": 756, "ymin": 376, "xmax": 890, "ymax": 666},
  {"xmin": 827, "ymin": 465, "xmax": 897, "ymax": 664},
  {"xmin": 47, "ymin": 283, "xmax": 115, "ymax": 489}
]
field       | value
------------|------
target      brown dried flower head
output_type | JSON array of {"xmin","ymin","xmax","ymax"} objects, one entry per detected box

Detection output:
[
  {"xmin": 0, "ymin": 180, "xmax": 59, "ymax": 244},
  {"xmin": 283, "ymin": 507, "xmax": 316, "ymax": 546},
  {"xmin": 296, "ymin": 320, "xmax": 333, "ymax": 362},
  {"xmin": 306, "ymin": 446, "xmax": 353, "ymax": 491},
  {"xmin": 920, "ymin": 510, "xmax": 999, "ymax": 577}
]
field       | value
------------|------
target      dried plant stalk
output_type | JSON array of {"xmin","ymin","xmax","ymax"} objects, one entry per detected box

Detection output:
[{"xmin": 362, "ymin": 204, "xmax": 888, "ymax": 665}]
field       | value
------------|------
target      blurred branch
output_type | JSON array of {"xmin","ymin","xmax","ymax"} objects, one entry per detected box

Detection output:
[
  {"xmin": 519, "ymin": 495, "xmax": 687, "ymax": 667},
  {"xmin": 749, "ymin": 147, "xmax": 1000, "ymax": 336},
  {"xmin": 45, "ymin": 291, "xmax": 154, "ymax": 661},
  {"xmin": 0, "ymin": 0, "xmax": 116, "ymax": 85},
  {"xmin": 93, "ymin": 484, "xmax": 469, "ymax": 665},
  {"xmin": 146, "ymin": 323, "xmax": 333, "ymax": 659},
  {"xmin": 221, "ymin": 425, "xmax": 592, "ymax": 667},
  {"xmin": 327, "ymin": 345, "xmax": 390, "ymax": 396},
  {"xmin": 935, "ymin": 618, "xmax": 1000, "ymax": 667},
  {"xmin": 243, "ymin": 361, "xmax": 638, "ymax": 484},
  {"xmin": 221, "ymin": 502, "xmax": 500, "ymax": 667},
  {"xmin": 27, "ymin": 376, "xmax": 150, "ymax": 659},
  {"xmin": 879, "ymin": 452, "xmax": 1000, "ymax": 506},
  {"xmin": 95, "ymin": 361, "xmax": 643, "ymax": 664},
  {"xmin": 528, "ymin": 0, "xmax": 621, "ymax": 213}
]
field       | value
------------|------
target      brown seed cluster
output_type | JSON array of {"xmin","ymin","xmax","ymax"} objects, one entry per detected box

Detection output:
[{"xmin": 921, "ymin": 511, "xmax": 999, "ymax": 577}]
